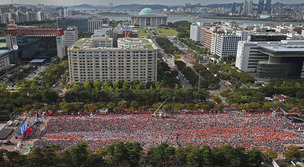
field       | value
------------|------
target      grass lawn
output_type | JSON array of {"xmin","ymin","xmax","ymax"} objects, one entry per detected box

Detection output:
[
  {"xmin": 137, "ymin": 29, "xmax": 150, "ymax": 36},
  {"xmin": 156, "ymin": 29, "xmax": 178, "ymax": 36},
  {"xmin": 173, "ymin": 54, "xmax": 181, "ymax": 59}
]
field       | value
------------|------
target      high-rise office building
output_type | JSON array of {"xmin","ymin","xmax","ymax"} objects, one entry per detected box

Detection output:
[
  {"xmin": 64, "ymin": 26, "xmax": 78, "ymax": 47},
  {"xmin": 214, "ymin": 34, "xmax": 242, "ymax": 58},
  {"xmin": 88, "ymin": 18, "xmax": 110, "ymax": 33},
  {"xmin": 243, "ymin": 0, "xmax": 249, "ymax": 15},
  {"xmin": 57, "ymin": 17, "xmax": 89, "ymax": 32},
  {"xmin": 258, "ymin": 0, "xmax": 264, "ymax": 14},
  {"xmin": 265, "ymin": 0, "xmax": 272, "ymax": 14},
  {"xmin": 68, "ymin": 38, "xmax": 158, "ymax": 83},
  {"xmin": 232, "ymin": 3, "xmax": 237, "ymax": 14},
  {"xmin": 190, "ymin": 22, "xmax": 202, "ymax": 42}
]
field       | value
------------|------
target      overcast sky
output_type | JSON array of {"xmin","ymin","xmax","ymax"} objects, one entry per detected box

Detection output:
[{"xmin": 0, "ymin": 0, "xmax": 301, "ymax": 6}]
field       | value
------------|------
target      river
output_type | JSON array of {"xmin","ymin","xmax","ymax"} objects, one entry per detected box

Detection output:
[{"xmin": 104, "ymin": 15, "xmax": 302, "ymax": 26}]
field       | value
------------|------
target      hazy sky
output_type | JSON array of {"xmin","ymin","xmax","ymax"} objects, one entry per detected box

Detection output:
[{"xmin": 1, "ymin": 0, "xmax": 301, "ymax": 6}]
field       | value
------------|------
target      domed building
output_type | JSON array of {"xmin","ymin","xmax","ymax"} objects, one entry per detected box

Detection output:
[{"xmin": 130, "ymin": 8, "xmax": 167, "ymax": 27}]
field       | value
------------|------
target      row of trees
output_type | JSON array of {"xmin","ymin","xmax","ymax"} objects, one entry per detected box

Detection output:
[
  {"xmin": 155, "ymin": 37, "xmax": 180, "ymax": 54},
  {"xmin": 221, "ymin": 64, "xmax": 255, "ymax": 84},
  {"xmin": 157, "ymin": 61, "xmax": 180, "ymax": 87},
  {"xmin": 0, "ymin": 141, "xmax": 267, "ymax": 167},
  {"xmin": 57, "ymin": 100, "xmax": 220, "ymax": 114},
  {"xmin": 9, "ymin": 66, "xmax": 37, "ymax": 83},
  {"xmin": 179, "ymin": 38, "xmax": 208, "ymax": 55},
  {"xmin": 39, "ymin": 60, "xmax": 68, "ymax": 88},
  {"xmin": 175, "ymin": 60, "xmax": 210, "ymax": 88},
  {"xmin": 193, "ymin": 63, "xmax": 220, "ymax": 87},
  {"xmin": 64, "ymin": 82, "xmax": 209, "ymax": 105}
]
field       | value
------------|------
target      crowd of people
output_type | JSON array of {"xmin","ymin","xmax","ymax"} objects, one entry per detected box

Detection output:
[{"xmin": 34, "ymin": 113, "xmax": 304, "ymax": 153}]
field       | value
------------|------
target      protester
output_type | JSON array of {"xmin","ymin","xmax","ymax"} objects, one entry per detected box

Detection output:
[{"xmin": 34, "ymin": 113, "xmax": 304, "ymax": 153}]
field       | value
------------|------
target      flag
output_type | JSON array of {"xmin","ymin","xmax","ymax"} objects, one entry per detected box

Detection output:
[{"xmin": 21, "ymin": 121, "xmax": 28, "ymax": 135}]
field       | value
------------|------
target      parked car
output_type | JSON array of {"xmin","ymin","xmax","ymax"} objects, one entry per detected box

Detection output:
[
  {"xmin": 6, "ymin": 120, "xmax": 13, "ymax": 126},
  {"xmin": 4, "ymin": 141, "xmax": 14, "ymax": 145}
]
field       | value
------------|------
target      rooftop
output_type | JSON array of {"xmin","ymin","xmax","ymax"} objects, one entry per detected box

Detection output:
[
  {"xmin": 0, "ymin": 50, "xmax": 11, "ymax": 56},
  {"xmin": 69, "ymin": 38, "xmax": 157, "ymax": 51},
  {"xmin": 140, "ymin": 8, "xmax": 155, "ymax": 14},
  {"xmin": 30, "ymin": 59, "xmax": 46, "ymax": 63},
  {"xmin": 0, "ymin": 43, "xmax": 7, "ymax": 48}
]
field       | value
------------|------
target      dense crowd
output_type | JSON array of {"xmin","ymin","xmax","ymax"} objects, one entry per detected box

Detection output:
[
  {"xmin": 34, "ymin": 113, "xmax": 304, "ymax": 153},
  {"xmin": 181, "ymin": 50, "xmax": 196, "ymax": 63}
]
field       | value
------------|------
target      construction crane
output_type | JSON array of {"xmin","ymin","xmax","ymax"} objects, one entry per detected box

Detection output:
[
  {"xmin": 125, "ymin": 14, "xmax": 140, "ymax": 38},
  {"xmin": 152, "ymin": 99, "xmax": 168, "ymax": 118},
  {"xmin": 272, "ymin": 102, "xmax": 285, "ymax": 116}
]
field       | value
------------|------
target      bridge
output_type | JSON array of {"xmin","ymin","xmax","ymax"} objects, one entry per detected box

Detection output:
[{"xmin": 4, "ymin": 18, "xmax": 65, "ymax": 59}]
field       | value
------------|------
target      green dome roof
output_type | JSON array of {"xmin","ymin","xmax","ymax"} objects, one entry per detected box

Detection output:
[{"xmin": 140, "ymin": 8, "xmax": 155, "ymax": 14}]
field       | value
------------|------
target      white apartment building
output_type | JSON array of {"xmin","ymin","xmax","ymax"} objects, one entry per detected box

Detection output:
[
  {"xmin": 215, "ymin": 34, "xmax": 242, "ymax": 58},
  {"xmin": 68, "ymin": 38, "xmax": 158, "ymax": 83},
  {"xmin": 235, "ymin": 41, "xmax": 280, "ymax": 72},
  {"xmin": 0, "ymin": 50, "xmax": 10, "ymax": 71},
  {"xmin": 190, "ymin": 22, "xmax": 202, "ymax": 42},
  {"xmin": 64, "ymin": 26, "xmax": 79, "ymax": 47}
]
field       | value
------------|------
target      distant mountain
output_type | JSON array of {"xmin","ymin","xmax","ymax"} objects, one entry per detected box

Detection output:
[
  {"xmin": 72, "ymin": 4, "xmax": 94, "ymax": 8},
  {"xmin": 114, "ymin": 4, "xmax": 169, "ymax": 10}
]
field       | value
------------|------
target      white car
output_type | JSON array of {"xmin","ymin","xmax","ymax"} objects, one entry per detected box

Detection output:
[{"xmin": 6, "ymin": 120, "xmax": 13, "ymax": 126}]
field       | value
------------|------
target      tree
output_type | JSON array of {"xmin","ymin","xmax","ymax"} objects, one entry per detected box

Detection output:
[
  {"xmin": 107, "ymin": 102, "xmax": 116, "ymax": 112},
  {"xmin": 69, "ymin": 142, "xmax": 89, "ymax": 166},
  {"xmin": 230, "ymin": 103, "xmax": 239, "ymax": 109},
  {"xmin": 107, "ymin": 141, "xmax": 128, "ymax": 166},
  {"xmin": 176, "ymin": 145, "xmax": 193, "ymax": 166},
  {"xmin": 43, "ymin": 145, "xmax": 61, "ymax": 166},
  {"xmin": 123, "ymin": 81, "xmax": 129, "ymax": 89},
  {"xmin": 93, "ymin": 80, "xmax": 101, "ymax": 90},
  {"xmin": 87, "ymin": 153, "xmax": 104, "ymax": 167},
  {"xmin": 187, "ymin": 147, "xmax": 204, "ymax": 167},
  {"xmin": 249, "ymin": 102, "xmax": 260, "ymax": 111},
  {"xmin": 215, "ymin": 103, "xmax": 225, "ymax": 111},
  {"xmin": 130, "ymin": 101, "xmax": 139, "ymax": 110},
  {"xmin": 5, "ymin": 150, "xmax": 22, "ymax": 167},
  {"xmin": 246, "ymin": 148, "xmax": 263, "ymax": 167},
  {"xmin": 162, "ymin": 103, "xmax": 173, "ymax": 112},
  {"xmin": 136, "ymin": 81, "xmax": 144, "ymax": 90},
  {"xmin": 26, "ymin": 147, "xmax": 46, "ymax": 167},
  {"xmin": 285, "ymin": 145, "xmax": 301, "ymax": 161},
  {"xmin": 201, "ymin": 145, "xmax": 214, "ymax": 167},
  {"xmin": 83, "ymin": 80, "xmax": 91, "ymax": 89},
  {"xmin": 146, "ymin": 142, "xmax": 175, "ymax": 167},
  {"xmin": 262, "ymin": 102, "xmax": 273, "ymax": 111},
  {"xmin": 113, "ymin": 80, "xmax": 119, "ymax": 89},
  {"xmin": 42, "ymin": 89, "xmax": 58, "ymax": 103},
  {"xmin": 264, "ymin": 149, "xmax": 278, "ymax": 160},
  {"xmin": 118, "ymin": 100, "xmax": 127, "ymax": 111}
]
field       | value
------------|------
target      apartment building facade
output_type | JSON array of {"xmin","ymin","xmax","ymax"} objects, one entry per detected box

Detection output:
[{"xmin": 68, "ymin": 38, "xmax": 158, "ymax": 83}]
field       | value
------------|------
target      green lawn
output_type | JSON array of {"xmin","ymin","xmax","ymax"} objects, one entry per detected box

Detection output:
[
  {"xmin": 156, "ymin": 29, "xmax": 178, "ymax": 36},
  {"xmin": 137, "ymin": 29, "xmax": 150, "ymax": 36},
  {"xmin": 173, "ymin": 54, "xmax": 181, "ymax": 59}
]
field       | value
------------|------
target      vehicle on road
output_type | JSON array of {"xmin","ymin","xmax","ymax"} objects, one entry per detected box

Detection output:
[{"xmin": 4, "ymin": 141, "xmax": 15, "ymax": 146}]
